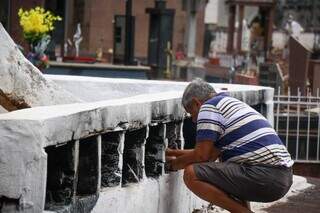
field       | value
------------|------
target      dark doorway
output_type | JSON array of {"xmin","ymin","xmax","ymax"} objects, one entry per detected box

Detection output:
[
  {"xmin": 113, "ymin": 15, "xmax": 135, "ymax": 65},
  {"xmin": 0, "ymin": 0, "xmax": 10, "ymax": 30},
  {"xmin": 45, "ymin": 0, "xmax": 66, "ymax": 58},
  {"xmin": 113, "ymin": 15, "xmax": 126, "ymax": 64}
]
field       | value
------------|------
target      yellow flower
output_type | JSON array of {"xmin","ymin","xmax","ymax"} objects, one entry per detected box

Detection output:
[{"xmin": 18, "ymin": 7, "xmax": 62, "ymax": 43}]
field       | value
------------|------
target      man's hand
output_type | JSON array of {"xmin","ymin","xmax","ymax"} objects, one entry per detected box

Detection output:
[
  {"xmin": 164, "ymin": 140, "xmax": 221, "ymax": 171},
  {"xmin": 164, "ymin": 155, "xmax": 177, "ymax": 172}
]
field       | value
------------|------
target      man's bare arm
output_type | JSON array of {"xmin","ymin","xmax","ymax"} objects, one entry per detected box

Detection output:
[
  {"xmin": 166, "ymin": 148, "xmax": 194, "ymax": 157},
  {"xmin": 169, "ymin": 140, "xmax": 220, "ymax": 171}
]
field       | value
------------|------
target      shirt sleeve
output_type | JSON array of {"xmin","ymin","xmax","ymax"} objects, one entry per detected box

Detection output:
[{"xmin": 196, "ymin": 104, "xmax": 224, "ymax": 143}]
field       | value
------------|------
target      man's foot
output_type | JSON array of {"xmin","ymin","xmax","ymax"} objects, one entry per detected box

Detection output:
[{"xmin": 192, "ymin": 204, "xmax": 223, "ymax": 213}]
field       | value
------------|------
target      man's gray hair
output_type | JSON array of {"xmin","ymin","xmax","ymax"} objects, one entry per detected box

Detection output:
[{"xmin": 182, "ymin": 78, "xmax": 216, "ymax": 108}]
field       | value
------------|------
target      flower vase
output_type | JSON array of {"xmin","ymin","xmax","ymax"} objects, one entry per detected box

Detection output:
[
  {"xmin": 26, "ymin": 36, "xmax": 50, "ymax": 71},
  {"xmin": 18, "ymin": 7, "xmax": 62, "ymax": 71}
]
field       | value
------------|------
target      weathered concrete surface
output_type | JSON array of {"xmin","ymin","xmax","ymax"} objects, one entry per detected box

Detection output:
[
  {"xmin": 0, "ymin": 120, "xmax": 47, "ymax": 213},
  {"xmin": 47, "ymin": 74, "xmax": 274, "ymax": 124},
  {"xmin": 0, "ymin": 24, "xmax": 82, "ymax": 111},
  {"xmin": 0, "ymin": 91, "xmax": 185, "ymax": 145},
  {"xmin": 0, "ymin": 105, "xmax": 7, "ymax": 113},
  {"xmin": 92, "ymin": 172, "xmax": 207, "ymax": 213},
  {"xmin": 0, "ymin": 91, "xmax": 185, "ymax": 213},
  {"xmin": 46, "ymin": 74, "xmax": 273, "ymax": 105},
  {"xmin": 0, "ymin": 74, "xmax": 274, "ymax": 212}
]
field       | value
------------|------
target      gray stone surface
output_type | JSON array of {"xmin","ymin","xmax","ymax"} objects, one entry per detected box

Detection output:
[
  {"xmin": 0, "ymin": 105, "xmax": 7, "ymax": 113},
  {"xmin": 0, "ymin": 24, "xmax": 82, "ymax": 111},
  {"xmin": 0, "ymin": 91, "xmax": 185, "ymax": 145},
  {"xmin": 0, "ymin": 73, "xmax": 275, "ymax": 212},
  {"xmin": 0, "ymin": 91, "xmax": 186, "ymax": 212},
  {"xmin": 0, "ymin": 120, "xmax": 47, "ymax": 213},
  {"xmin": 46, "ymin": 74, "xmax": 273, "ymax": 106}
]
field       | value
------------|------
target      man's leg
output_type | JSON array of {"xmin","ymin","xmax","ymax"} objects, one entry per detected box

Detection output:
[{"xmin": 183, "ymin": 165, "xmax": 252, "ymax": 213}]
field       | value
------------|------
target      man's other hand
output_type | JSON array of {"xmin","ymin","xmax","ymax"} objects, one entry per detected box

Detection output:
[{"xmin": 165, "ymin": 148, "xmax": 175, "ymax": 157}]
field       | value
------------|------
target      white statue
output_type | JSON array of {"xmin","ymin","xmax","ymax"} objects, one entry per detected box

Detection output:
[
  {"xmin": 285, "ymin": 15, "xmax": 303, "ymax": 39},
  {"xmin": 241, "ymin": 19, "xmax": 251, "ymax": 52},
  {"xmin": 73, "ymin": 23, "xmax": 83, "ymax": 57},
  {"xmin": 209, "ymin": 38, "xmax": 217, "ymax": 58}
]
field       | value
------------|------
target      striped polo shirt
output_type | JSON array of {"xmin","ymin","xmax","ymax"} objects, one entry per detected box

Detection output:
[{"xmin": 197, "ymin": 93, "xmax": 294, "ymax": 167}]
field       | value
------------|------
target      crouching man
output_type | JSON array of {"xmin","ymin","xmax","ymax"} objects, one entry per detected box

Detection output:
[{"xmin": 166, "ymin": 79, "xmax": 293, "ymax": 213}]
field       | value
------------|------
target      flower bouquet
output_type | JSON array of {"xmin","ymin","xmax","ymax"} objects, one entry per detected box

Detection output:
[{"xmin": 18, "ymin": 7, "xmax": 62, "ymax": 70}]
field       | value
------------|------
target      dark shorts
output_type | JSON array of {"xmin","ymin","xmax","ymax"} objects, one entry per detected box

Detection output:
[{"xmin": 193, "ymin": 161, "xmax": 293, "ymax": 202}]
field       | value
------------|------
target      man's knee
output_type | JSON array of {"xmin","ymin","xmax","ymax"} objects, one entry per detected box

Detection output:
[{"xmin": 183, "ymin": 165, "xmax": 197, "ymax": 186}]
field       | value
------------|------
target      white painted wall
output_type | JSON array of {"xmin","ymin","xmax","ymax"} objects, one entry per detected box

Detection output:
[
  {"xmin": 205, "ymin": 0, "xmax": 228, "ymax": 26},
  {"xmin": 92, "ymin": 172, "xmax": 206, "ymax": 213},
  {"xmin": 205, "ymin": 0, "xmax": 219, "ymax": 24},
  {"xmin": 272, "ymin": 31, "xmax": 315, "ymax": 50},
  {"xmin": 205, "ymin": 1, "xmax": 258, "ymax": 27}
]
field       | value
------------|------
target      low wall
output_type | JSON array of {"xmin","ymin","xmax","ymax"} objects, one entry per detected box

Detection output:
[
  {"xmin": 0, "ymin": 76, "xmax": 274, "ymax": 213},
  {"xmin": 293, "ymin": 163, "xmax": 320, "ymax": 178}
]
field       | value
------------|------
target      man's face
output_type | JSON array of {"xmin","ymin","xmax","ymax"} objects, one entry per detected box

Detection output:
[{"xmin": 185, "ymin": 98, "xmax": 202, "ymax": 123}]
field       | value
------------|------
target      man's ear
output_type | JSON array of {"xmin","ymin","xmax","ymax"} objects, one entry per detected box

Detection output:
[{"xmin": 192, "ymin": 97, "xmax": 202, "ymax": 108}]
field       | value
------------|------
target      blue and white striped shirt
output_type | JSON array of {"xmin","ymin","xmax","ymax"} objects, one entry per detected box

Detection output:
[{"xmin": 197, "ymin": 93, "xmax": 294, "ymax": 167}]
